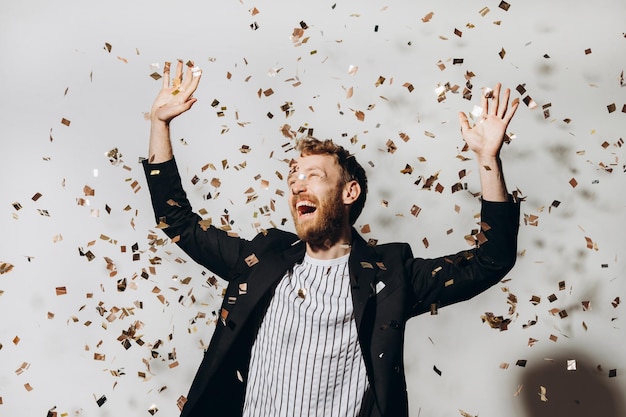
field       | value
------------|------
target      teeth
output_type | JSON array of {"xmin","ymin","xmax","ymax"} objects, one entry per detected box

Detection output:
[{"xmin": 296, "ymin": 201, "xmax": 316, "ymax": 215}]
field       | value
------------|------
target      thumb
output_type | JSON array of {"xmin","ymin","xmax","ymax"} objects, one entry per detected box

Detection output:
[{"xmin": 177, "ymin": 98, "xmax": 197, "ymax": 114}]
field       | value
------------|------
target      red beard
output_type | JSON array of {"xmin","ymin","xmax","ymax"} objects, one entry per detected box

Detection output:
[{"xmin": 291, "ymin": 192, "xmax": 345, "ymax": 248}]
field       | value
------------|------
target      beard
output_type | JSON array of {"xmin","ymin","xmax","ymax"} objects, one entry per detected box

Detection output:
[{"xmin": 292, "ymin": 192, "xmax": 346, "ymax": 248}]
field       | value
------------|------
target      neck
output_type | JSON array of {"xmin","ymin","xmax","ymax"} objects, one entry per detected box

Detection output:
[{"xmin": 305, "ymin": 227, "xmax": 353, "ymax": 260}]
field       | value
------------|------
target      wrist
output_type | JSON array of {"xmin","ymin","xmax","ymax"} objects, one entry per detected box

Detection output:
[{"xmin": 476, "ymin": 154, "xmax": 500, "ymax": 168}]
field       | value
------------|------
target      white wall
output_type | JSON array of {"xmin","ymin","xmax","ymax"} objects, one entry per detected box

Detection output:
[{"xmin": 1, "ymin": 0, "xmax": 625, "ymax": 416}]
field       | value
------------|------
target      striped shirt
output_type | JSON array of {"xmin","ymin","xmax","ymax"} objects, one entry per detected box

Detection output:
[{"xmin": 242, "ymin": 253, "xmax": 369, "ymax": 417}]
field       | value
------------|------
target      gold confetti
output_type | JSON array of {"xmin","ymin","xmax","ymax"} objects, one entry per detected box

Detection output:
[
  {"xmin": 410, "ymin": 205, "xmax": 421, "ymax": 217},
  {"xmin": 498, "ymin": 1, "xmax": 511, "ymax": 11},
  {"xmin": 244, "ymin": 254, "xmax": 259, "ymax": 267},
  {"xmin": 0, "ymin": 262, "xmax": 15, "ymax": 274},
  {"xmin": 538, "ymin": 386, "xmax": 548, "ymax": 402}
]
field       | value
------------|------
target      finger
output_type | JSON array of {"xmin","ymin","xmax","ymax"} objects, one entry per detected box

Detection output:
[
  {"xmin": 181, "ymin": 97, "xmax": 198, "ymax": 112},
  {"xmin": 498, "ymin": 87, "xmax": 511, "ymax": 119},
  {"xmin": 491, "ymin": 83, "xmax": 501, "ymax": 116},
  {"xmin": 162, "ymin": 61, "xmax": 171, "ymax": 89},
  {"xmin": 503, "ymin": 96, "xmax": 520, "ymax": 123},
  {"xmin": 188, "ymin": 66, "xmax": 202, "ymax": 93},
  {"xmin": 179, "ymin": 68, "xmax": 202, "ymax": 101},
  {"xmin": 173, "ymin": 59, "xmax": 184, "ymax": 88},
  {"xmin": 480, "ymin": 88, "xmax": 489, "ymax": 117},
  {"xmin": 180, "ymin": 62, "xmax": 197, "ymax": 91},
  {"xmin": 458, "ymin": 112, "xmax": 471, "ymax": 134}
]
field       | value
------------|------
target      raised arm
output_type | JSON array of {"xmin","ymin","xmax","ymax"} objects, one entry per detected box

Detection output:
[
  {"xmin": 148, "ymin": 60, "xmax": 202, "ymax": 163},
  {"xmin": 458, "ymin": 83, "xmax": 519, "ymax": 202}
]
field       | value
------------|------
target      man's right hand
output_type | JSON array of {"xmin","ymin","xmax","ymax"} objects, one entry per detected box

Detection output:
[
  {"xmin": 148, "ymin": 59, "xmax": 202, "ymax": 164},
  {"xmin": 151, "ymin": 59, "xmax": 202, "ymax": 124}
]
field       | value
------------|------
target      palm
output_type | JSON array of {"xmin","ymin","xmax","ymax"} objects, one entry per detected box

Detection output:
[
  {"xmin": 151, "ymin": 60, "xmax": 202, "ymax": 123},
  {"xmin": 458, "ymin": 84, "xmax": 519, "ymax": 158}
]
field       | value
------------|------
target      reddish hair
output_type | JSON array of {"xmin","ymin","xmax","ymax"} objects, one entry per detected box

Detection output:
[{"xmin": 295, "ymin": 137, "xmax": 368, "ymax": 225}]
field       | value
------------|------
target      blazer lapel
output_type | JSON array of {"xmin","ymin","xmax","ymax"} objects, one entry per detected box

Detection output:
[
  {"xmin": 348, "ymin": 231, "xmax": 379, "ymax": 328},
  {"xmin": 210, "ymin": 238, "xmax": 306, "ymax": 360}
]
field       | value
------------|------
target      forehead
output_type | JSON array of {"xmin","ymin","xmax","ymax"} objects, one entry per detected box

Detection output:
[{"xmin": 289, "ymin": 153, "xmax": 339, "ymax": 174}]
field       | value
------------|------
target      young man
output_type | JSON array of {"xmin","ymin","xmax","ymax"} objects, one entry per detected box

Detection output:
[{"xmin": 143, "ymin": 60, "xmax": 520, "ymax": 417}]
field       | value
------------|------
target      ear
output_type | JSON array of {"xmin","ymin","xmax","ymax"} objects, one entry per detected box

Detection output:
[{"xmin": 342, "ymin": 180, "xmax": 361, "ymax": 205}]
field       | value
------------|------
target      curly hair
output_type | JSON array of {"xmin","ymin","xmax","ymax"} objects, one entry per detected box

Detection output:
[{"xmin": 295, "ymin": 137, "xmax": 368, "ymax": 225}]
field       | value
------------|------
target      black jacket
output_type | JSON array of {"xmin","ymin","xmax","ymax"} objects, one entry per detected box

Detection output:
[{"xmin": 143, "ymin": 158, "xmax": 520, "ymax": 417}]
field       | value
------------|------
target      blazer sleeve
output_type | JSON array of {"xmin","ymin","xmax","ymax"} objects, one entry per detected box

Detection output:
[
  {"xmin": 406, "ymin": 196, "xmax": 520, "ymax": 316},
  {"xmin": 142, "ymin": 157, "xmax": 249, "ymax": 280}
]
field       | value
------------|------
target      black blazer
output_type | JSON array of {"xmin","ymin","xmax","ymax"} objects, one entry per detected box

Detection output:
[{"xmin": 143, "ymin": 158, "xmax": 520, "ymax": 417}]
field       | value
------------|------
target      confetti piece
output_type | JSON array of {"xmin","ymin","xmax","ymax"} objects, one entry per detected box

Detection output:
[
  {"xmin": 244, "ymin": 254, "xmax": 259, "ymax": 267},
  {"xmin": 410, "ymin": 205, "xmax": 421, "ymax": 217},
  {"xmin": 421, "ymin": 11, "xmax": 434, "ymax": 22},
  {"xmin": 538, "ymin": 386, "xmax": 548, "ymax": 402},
  {"xmin": 567, "ymin": 359, "xmax": 577, "ymax": 370},
  {"xmin": 0, "ymin": 262, "xmax": 14, "ymax": 274},
  {"xmin": 96, "ymin": 394, "xmax": 107, "ymax": 407},
  {"xmin": 61, "ymin": 118, "xmax": 71, "ymax": 126},
  {"xmin": 177, "ymin": 396, "xmax": 187, "ymax": 411},
  {"xmin": 481, "ymin": 312, "xmax": 510, "ymax": 331}
]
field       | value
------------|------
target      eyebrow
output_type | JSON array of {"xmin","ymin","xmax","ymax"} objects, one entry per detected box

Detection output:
[{"xmin": 287, "ymin": 165, "xmax": 325, "ymax": 180}]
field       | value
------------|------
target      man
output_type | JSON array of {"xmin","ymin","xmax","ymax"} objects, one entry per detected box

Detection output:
[{"xmin": 143, "ymin": 60, "xmax": 521, "ymax": 417}]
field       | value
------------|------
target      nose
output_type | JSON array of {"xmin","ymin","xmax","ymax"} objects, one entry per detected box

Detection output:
[
  {"xmin": 291, "ymin": 174, "xmax": 307, "ymax": 195},
  {"xmin": 291, "ymin": 182, "xmax": 305, "ymax": 195}
]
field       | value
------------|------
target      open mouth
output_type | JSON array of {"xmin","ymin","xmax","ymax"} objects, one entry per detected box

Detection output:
[{"xmin": 296, "ymin": 201, "xmax": 317, "ymax": 217}]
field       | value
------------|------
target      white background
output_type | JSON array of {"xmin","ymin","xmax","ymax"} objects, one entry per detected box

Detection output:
[{"xmin": 1, "ymin": 0, "xmax": 625, "ymax": 416}]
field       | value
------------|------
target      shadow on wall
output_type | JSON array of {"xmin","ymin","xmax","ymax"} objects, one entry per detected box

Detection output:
[{"xmin": 518, "ymin": 349, "xmax": 624, "ymax": 416}]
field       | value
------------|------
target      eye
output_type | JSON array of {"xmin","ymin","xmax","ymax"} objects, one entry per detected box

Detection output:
[{"xmin": 308, "ymin": 171, "xmax": 323, "ymax": 180}]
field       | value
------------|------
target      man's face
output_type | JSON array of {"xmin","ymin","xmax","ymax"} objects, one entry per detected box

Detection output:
[{"xmin": 288, "ymin": 153, "xmax": 347, "ymax": 246}]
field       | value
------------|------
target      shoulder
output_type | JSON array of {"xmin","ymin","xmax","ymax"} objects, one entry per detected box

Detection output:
[
  {"xmin": 353, "ymin": 235, "xmax": 414, "ymax": 264},
  {"xmin": 250, "ymin": 227, "xmax": 299, "ymax": 248}
]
